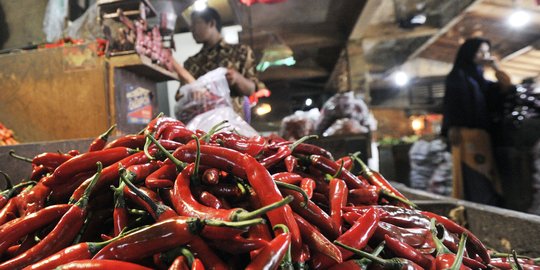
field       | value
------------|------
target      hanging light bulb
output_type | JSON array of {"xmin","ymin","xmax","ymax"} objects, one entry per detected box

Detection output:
[
  {"xmin": 393, "ymin": 71, "xmax": 410, "ymax": 87},
  {"xmin": 193, "ymin": 0, "xmax": 208, "ymax": 11},
  {"xmin": 508, "ymin": 10, "xmax": 531, "ymax": 28}
]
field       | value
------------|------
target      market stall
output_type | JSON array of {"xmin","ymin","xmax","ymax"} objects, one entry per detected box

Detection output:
[{"xmin": 0, "ymin": 0, "xmax": 539, "ymax": 269}]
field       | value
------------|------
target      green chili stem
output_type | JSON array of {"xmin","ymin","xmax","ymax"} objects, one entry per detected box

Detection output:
[
  {"xmin": 289, "ymin": 135, "xmax": 318, "ymax": 152},
  {"xmin": 203, "ymin": 217, "xmax": 264, "ymax": 228},
  {"xmin": 449, "ymin": 234, "xmax": 468, "ymax": 270},
  {"xmin": 233, "ymin": 195, "xmax": 293, "ymax": 221},
  {"xmin": 145, "ymin": 134, "xmax": 186, "ymax": 169},
  {"xmin": 275, "ymin": 181, "xmax": 308, "ymax": 207},
  {"xmin": 0, "ymin": 171, "xmax": 13, "ymax": 190},
  {"xmin": 8, "ymin": 150, "xmax": 32, "ymax": 163}
]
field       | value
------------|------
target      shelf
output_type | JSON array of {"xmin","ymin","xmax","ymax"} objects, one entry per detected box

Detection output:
[
  {"xmin": 98, "ymin": 0, "xmax": 157, "ymax": 19},
  {"xmin": 108, "ymin": 53, "xmax": 178, "ymax": 82}
]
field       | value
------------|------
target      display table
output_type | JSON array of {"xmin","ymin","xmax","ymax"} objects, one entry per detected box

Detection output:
[{"xmin": 0, "ymin": 43, "xmax": 177, "ymax": 142}]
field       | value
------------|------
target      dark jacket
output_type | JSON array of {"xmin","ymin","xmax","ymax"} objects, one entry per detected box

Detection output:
[{"xmin": 441, "ymin": 68, "xmax": 501, "ymax": 136}]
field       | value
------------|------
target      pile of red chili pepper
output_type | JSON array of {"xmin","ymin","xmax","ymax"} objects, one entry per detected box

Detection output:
[
  {"xmin": 0, "ymin": 122, "xmax": 18, "ymax": 146},
  {"xmin": 1, "ymin": 117, "xmax": 539, "ymax": 270}
]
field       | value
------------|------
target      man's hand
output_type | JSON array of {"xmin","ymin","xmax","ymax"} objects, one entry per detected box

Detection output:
[
  {"xmin": 225, "ymin": 68, "xmax": 255, "ymax": 96},
  {"xmin": 225, "ymin": 68, "xmax": 241, "ymax": 86}
]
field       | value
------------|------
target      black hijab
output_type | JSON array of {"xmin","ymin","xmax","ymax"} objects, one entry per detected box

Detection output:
[{"xmin": 449, "ymin": 37, "xmax": 491, "ymax": 89}]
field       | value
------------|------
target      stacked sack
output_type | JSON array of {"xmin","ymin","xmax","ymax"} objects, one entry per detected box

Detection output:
[{"xmin": 409, "ymin": 138, "xmax": 452, "ymax": 196}]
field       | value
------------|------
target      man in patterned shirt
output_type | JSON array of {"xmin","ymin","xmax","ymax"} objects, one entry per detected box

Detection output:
[{"xmin": 171, "ymin": 7, "xmax": 264, "ymax": 121}]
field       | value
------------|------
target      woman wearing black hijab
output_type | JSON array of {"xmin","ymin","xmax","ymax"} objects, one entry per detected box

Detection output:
[{"xmin": 442, "ymin": 37, "xmax": 512, "ymax": 206}]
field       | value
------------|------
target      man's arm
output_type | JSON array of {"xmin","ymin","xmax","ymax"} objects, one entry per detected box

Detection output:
[
  {"xmin": 226, "ymin": 69, "xmax": 256, "ymax": 96},
  {"xmin": 171, "ymin": 59, "xmax": 196, "ymax": 84}
]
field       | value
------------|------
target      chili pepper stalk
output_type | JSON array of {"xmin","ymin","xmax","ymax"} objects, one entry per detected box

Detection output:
[
  {"xmin": 335, "ymin": 241, "xmax": 423, "ymax": 270},
  {"xmin": 88, "ymin": 124, "xmax": 116, "ymax": 152}
]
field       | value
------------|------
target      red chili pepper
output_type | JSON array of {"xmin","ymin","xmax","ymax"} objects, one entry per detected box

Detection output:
[
  {"xmin": 25, "ymin": 228, "xmax": 130, "ymax": 270},
  {"xmin": 272, "ymin": 172, "xmax": 303, "ymax": 185},
  {"xmin": 198, "ymin": 191, "xmax": 224, "ymax": 209},
  {"xmin": 161, "ymin": 125, "xmax": 196, "ymax": 142},
  {"xmin": 300, "ymin": 177, "xmax": 315, "ymax": 199},
  {"xmin": 0, "ymin": 181, "xmax": 35, "ymax": 210},
  {"xmin": 310, "ymin": 208, "xmax": 379, "ymax": 269},
  {"xmin": 422, "ymin": 211, "xmax": 490, "ymax": 265},
  {"xmin": 210, "ymin": 235, "xmax": 268, "ymax": 254},
  {"xmin": 281, "ymin": 188, "xmax": 338, "ymax": 240},
  {"xmin": 171, "ymin": 143, "xmax": 302, "ymax": 255},
  {"xmin": 27, "ymin": 152, "xmax": 73, "ymax": 169},
  {"xmin": 47, "ymin": 171, "xmax": 94, "ymax": 204},
  {"xmin": 375, "ymin": 221, "xmax": 436, "ymax": 253},
  {"xmin": 88, "ymin": 124, "xmax": 116, "ymax": 152},
  {"xmin": 15, "ymin": 181, "xmax": 51, "ymax": 216},
  {"xmin": 171, "ymin": 144, "xmax": 246, "ymax": 178},
  {"xmin": 352, "ymin": 155, "xmax": 414, "ymax": 208},
  {"xmin": 329, "ymin": 178, "xmax": 348, "ymax": 234},
  {"xmin": 103, "ymin": 134, "xmax": 146, "ymax": 150},
  {"xmin": 385, "ymin": 234, "xmax": 435, "ymax": 269},
  {"xmin": 202, "ymin": 168, "xmax": 220, "ymax": 185},
  {"xmin": 203, "ymin": 182, "xmax": 246, "ymax": 198},
  {"xmin": 145, "ymin": 163, "xmax": 177, "ymax": 189},
  {"xmin": 308, "ymin": 155, "xmax": 365, "ymax": 189},
  {"xmin": 374, "ymin": 205, "xmax": 432, "ymax": 229},
  {"xmin": 120, "ymin": 168, "xmax": 177, "ymax": 222},
  {"xmin": 186, "ymin": 236, "xmax": 228, "ymax": 270},
  {"xmin": 335, "ymin": 156, "xmax": 354, "ymax": 172},
  {"xmin": 29, "ymin": 165, "xmax": 53, "ymax": 181},
  {"xmin": 54, "ymin": 259, "xmax": 152, "ymax": 270},
  {"xmin": 172, "ymin": 163, "xmax": 291, "ymax": 221},
  {"xmin": 69, "ymin": 150, "xmax": 154, "ymax": 202},
  {"xmin": 169, "ymin": 255, "xmax": 190, "ymax": 270},
  {"xmin": 213, "ymin": 132, "xmax": 267, "ymax": 157},
  {"xmin": 260, "ymin": 144, "xmax": 292, "ymax": 169},
  {"xmin": 0, "ymin": 162, "xmax": 103, "ymax": 270},
  {"xmin": 43, "ymin": 147, "xmax": 138, "ymax": 187},
  {"xmin": 93, "ymin": 216, "xmax": 262, "ymax": 261},
  {"xmin": 284, "ymin": 155, "xmax": 297, "ymax": 172},
  {"xmin": 145, "ymin": 116, "xmax": 183, "ymax": 136},
  {"xmin": 245, "ymin": 226, "xmax": 291, "ymax": 270},
  {"xmin": 0, "ymin": 198, "xmax": 18, "ymax": 226},
  {"xmin": 293, "ymin": 213, "xmax": 342, "ymax": 264},
  {"xmin": 111, "ymin": 181, "xmax": 127, "ymax": 237},
  {"xmin": 0, "ymin": 204, "xmax": 71, "ymax": 256},
  {"xmin": 429, "ymin": 219, "xmax": 471, "ymax": 270},
  {"xmin": 191, "ymin": 258, "xmax": 205, "ymax": 270},
  {"xmin": 348, "ymin": 186, "xmax": 379, "ymax": 205},
  {"xmin": 293, "ymin": 143, "xmax": 334, "ymax": 160},
  {"xmin": 335, "ymin": 241, "xmax": 424, "ymax": 270}
]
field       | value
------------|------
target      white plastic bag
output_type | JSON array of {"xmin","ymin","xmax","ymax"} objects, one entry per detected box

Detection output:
[
  {"xmin": 279, "ymin": 109, "xmax": 320, "ymax": 140},
  {"xmin": 187, "ymin": 107, "xmax": 258, "ymax": 138},
  {"xmin": 43, "ymin": 0, "xmax": 69, "ymax": 42},
  {"xmin": 174, "ymin": 68, "xmax": 232, "ymax": 123}
]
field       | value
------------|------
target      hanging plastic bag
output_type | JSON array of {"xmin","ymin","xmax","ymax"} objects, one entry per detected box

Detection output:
[
  {"xmin": 279, "ymin": 108, "xmax": 320, "ymax": 140},
  {"xmin": 187, "ymin": 107, "xmax": 259, "ymax": 138},
  {"xmin": 315, "ymin": 91, "xmax": 370, "ymax": 135},
  {"xmin": 174, "ymin": 68, "xmax": 232, "ymax": 123},
  {"xmin": 43, "ymin": 0, "xmax": 69, "ymax": 42}
]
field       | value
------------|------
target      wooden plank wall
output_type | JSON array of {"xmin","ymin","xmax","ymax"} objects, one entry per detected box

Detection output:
[{"xmin": 0, "ymin": 46, "xmax": 110, "ymax": 142}]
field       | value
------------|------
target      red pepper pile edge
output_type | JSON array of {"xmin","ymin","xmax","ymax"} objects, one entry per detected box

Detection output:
[{"xmin": 0, "ymin": 116, "xmax": 538, "ymax": 270}]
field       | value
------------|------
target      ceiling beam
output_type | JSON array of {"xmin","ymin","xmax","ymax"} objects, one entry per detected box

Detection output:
[
  {"xmin": 349, "ymin": 0, "xmax": 382, "ymax": 40},
  {"xmin": 362, "ymin": 23, "xmax": 439, "ymax": 41},
  {"xmin": 407, "ymin": 0, "xmax": 482, "ymax": 61},
  {"xmin": 258, "ymin": 66, "xmax": 329, "ymax": 81},
  {"xmin": 239, "ymin": 26, "xmax": 344, "ymax": 51}
]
